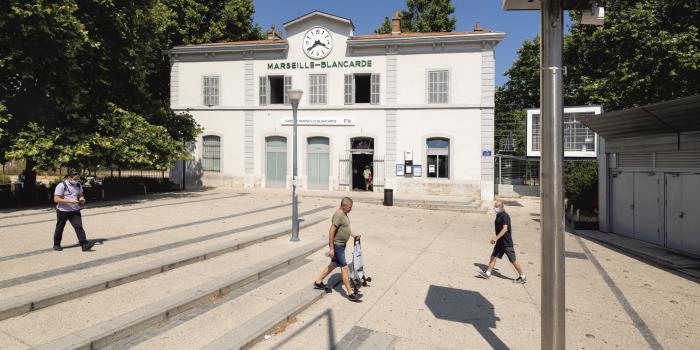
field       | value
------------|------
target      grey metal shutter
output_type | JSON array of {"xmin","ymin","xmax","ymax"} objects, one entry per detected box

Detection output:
[
  {"xmin": 259, "ymin": 76, "xmax": 268, "ymax": 105},
  {"xmin": 656, "ymin": 151, "xmax": 700, "ymax": 169},
  {"xmin": 202, "ymin": 135, "xmax": 221, "ymax": 172},
  {"xmin": 283, "ymin": 76, "xmax": 291, "ymax": 105},
  {"xmin": 617, "ymin": 153, "xmax": 652, "ymax": 168},
  {"xmin": 344, "ymin": 74, "xmax": 354, "ymax": 105},
  {"xmin": 370, "ymin": 74, "xmax": 380, "ymax": 105}
]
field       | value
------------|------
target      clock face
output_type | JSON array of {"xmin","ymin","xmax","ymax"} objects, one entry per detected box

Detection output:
[{"xmin": 303, "ymin": 27, "xmax": 333, "ymax": 59}]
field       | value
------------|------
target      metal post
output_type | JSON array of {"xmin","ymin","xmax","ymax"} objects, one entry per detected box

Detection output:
[
  {"xmin": 290, "ymin": 99, "xmax": 300, "ymax": 241},
  {"xmin": 540, "ymin": 1, "xmax": 565, "ymax": 349},
  {"xmin": 498, "ymin": 156, "xmax": 502, "ymax": 185}
]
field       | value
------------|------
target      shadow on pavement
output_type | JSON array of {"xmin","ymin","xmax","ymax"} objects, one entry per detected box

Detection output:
[
  {"xmin": 473, "ymin": 263, "xmax": 511, "ymax": 280},
  {"xmin": 425, "ymin": 285, "xmax": 510, "ymax": 350}
]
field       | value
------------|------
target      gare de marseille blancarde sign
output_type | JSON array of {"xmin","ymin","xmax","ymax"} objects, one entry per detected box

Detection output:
[{"xmin": 267, "ymin": 59, "xmax": 373, "ymax": 70}]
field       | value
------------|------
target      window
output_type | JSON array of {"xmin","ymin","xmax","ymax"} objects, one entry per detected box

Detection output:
[
  {"xmin": 259, "ymin": 75, "xmax": 291, "ymax": 105},
  {"xmin": 202, "ymin": 135, "xmax": 221, "ymax": 172},
  {"xmin": 531, "ymin": 112, "xmax": 595, "ymax": 153},
  {"xmin": 309, "ymin": 74, "xmax": 327, "ymax": 105},
  {"xmin": 344, "ymin": 74, "xmax": 380, "ymax": 105},
  {"xmin": 202, "ymin": 76, "xmax": 219, "ymax": 106},
  {"xmin": 427, "ymin": 70, "xmax": 449, "ymax": 104},
  {"xmin": 427, "ymin": 138, "xmax": 449, "ymax": 178}
]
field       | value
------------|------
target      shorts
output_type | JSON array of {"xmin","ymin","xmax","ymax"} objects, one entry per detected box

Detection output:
[
  {"xmin": 331, "ymin": 244, "xmax": 347, "ymax": 267},
  {"xmin": 492, "ymin": 245, "xmax": 517, "ymax": 263}
]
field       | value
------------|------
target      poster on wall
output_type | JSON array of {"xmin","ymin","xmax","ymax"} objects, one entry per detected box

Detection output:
[
  {"xmin": 405, "ymin": 164, "xmax": 413, "ymax": 175},
  {"xmin": 414, "ymin": 165, "xmax": 422, "ymax": 177},
  {"xmin": 404, "ymin": 149, "xmax": 413, "ymax": 161},
  {"xmin": 396, "ymin": 164, "xmax": 405, "ymax": 176},
  {"xmin": 428, "ymin": 164, "xmax": 436, "ymax": 174}
]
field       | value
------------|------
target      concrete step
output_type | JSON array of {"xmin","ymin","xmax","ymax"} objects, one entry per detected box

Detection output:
[
  {"xmin": 0, "ymin": 203, "xmax": 333, "ymax": 302},
  {"xmin": 0, "ymin": 211, "xmax": 329, "ymax": 321},
  {"xmin": 115, "ymin": 249, "xmax": 342, "ymax": 350},
  {"xmin": 0, "ymin": 226, "xmax": 330, "ymax": 350}
]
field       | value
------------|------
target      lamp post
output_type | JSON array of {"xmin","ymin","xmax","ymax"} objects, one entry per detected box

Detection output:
[
  {"xmin": 288, "ymin": 89, "xmax": 303, "ymax": 242},
  {"xmin": 502, "ymin": 1, "xmax": 604, "ymax": 349}
]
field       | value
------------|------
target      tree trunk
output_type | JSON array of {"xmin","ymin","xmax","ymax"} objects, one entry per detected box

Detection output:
[{"xmin": 22, "ymin": 158, "xmax": 37, "ymax": 204}]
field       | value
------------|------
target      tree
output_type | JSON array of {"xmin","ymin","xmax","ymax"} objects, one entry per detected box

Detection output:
[
  {"xmin": 0, "ymin": 0, "xmax": 261, "ymax": 195},
  {"xmin": 495, "ymin": 0, "xmax": 700, "ymax": 208},
  {"xmin": 375, "ymin": 0, "xmax": 457, "ymax": 34}
]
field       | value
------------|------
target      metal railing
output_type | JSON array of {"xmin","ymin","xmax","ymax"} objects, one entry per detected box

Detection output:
[{"xmin": 494, "ymin": 155, "xmax": 540, "ymax": 185}]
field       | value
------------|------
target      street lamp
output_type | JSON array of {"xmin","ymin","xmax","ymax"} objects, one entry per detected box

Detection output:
[
  {"xmin": 288, "ymin": 89, "xmax": 303, "ymax": 242},
  {"xmin": 502, "ymin": 1, "xmax": 604, "ymax": 349}
]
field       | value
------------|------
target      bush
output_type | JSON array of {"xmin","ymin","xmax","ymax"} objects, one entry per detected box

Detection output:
[
  {"xmin": 0, "ymin": 175, "xmax": 11, "ymax": 185},
  {"xmin": 564, "ymin": 161, "xmax": 598, "ymax": 212}
]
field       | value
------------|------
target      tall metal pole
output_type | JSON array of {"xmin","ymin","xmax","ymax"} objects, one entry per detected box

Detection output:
[
  {"xmin": 540, "ymin": 1, "xmax": 565, "ymax": 349},
  {"xmin": 290, "ymin": 99, "xmax": 300, "ymax": 241}
]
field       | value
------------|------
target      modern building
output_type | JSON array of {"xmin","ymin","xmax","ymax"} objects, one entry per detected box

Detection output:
[
  {"xmin": 581, "ymin": 95, "xmax": 700, "ymax": 258},
  {"xmin": 167, "ymin": 11, "xmax": 504, "ymax": 199}
]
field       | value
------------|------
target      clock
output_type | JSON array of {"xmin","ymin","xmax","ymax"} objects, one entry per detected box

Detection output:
[{"xmin": 302, "ymin": 27, "xmax": 333, "ymax": 60}]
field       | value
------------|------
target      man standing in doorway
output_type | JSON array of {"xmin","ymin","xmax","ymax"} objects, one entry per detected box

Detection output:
[
  {"xmin": 53, "ymin": 171, "xmax": 95, "ymax": 252},
  {"xmin": 313, "ymin": 197, "xmax": 363, "ymax": 301},
  {"xmin": 363, "ymin": 165, "xmax": 372, "ymax": 191},
  {"xmin": 479, "ymin": 200, "xmax": 526, "ymax": 283}
]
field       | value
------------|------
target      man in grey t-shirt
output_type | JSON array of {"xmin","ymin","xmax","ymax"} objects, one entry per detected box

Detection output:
[{"xmin": 53, "ymin": 171, "xmax": 94, "ymax": 252}]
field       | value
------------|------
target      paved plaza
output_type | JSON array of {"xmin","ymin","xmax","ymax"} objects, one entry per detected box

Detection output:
[{"xmin": 0, "ymin": 189, "xmax": 697, "ymax": 349}]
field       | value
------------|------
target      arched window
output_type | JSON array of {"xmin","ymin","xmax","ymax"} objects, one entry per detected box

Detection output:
[
  {"xmin": 427, "ymin": 138, "xmax": 449, "ymax": 178},
  {"xmin": 202, "ymin": 135, "xmax": 221, "ymax": 172}
]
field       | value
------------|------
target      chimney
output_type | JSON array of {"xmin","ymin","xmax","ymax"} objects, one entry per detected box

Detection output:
[
  {"xmin": 391, "ymin": 11, "xmax": 401, "ymax": 36},
  {"xmin": 267, "ymin": 24, "xmax": 282, "ymax": 40},
  {"xmin": 473, "ymin": 21, "xmax": 485, "ymax": 32}
]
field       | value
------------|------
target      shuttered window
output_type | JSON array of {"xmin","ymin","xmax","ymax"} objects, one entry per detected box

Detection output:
[
  {"xmin": 309, "ymin": 74, "xmax": 327, "ymax": 105},
  {"xmin": 344, "ymin": 74, "xmax": 354, "ymax": 105},
  {"xmin": 283, "ymin": 76, "xmax": 292, "ymax": 105},
  {"xmin": 259, "ymin": 76, "xmax": 268, "ymax": 105},
  {"xmin": 427, "ymin": 70, "xmax": 449, "ymax": 104},
  {"xmin": 202, "ymin": 135, "xmax": 221, "ymax": 172},
  {"xmin": 370, "ymin": 74, "xmax": 380, "ymax": 105},
  {"xmin": 202, "ymin": 76, "xmax": 219, "ymax": 106}
]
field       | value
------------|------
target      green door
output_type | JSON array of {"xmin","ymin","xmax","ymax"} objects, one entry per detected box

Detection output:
[
  {"xmin": 307, "ymin": 137, "xmax": 330, "ymax": 190},
  {"xmin": 266, "ymin": 137, "xmax": 287, "ymax": 188}
]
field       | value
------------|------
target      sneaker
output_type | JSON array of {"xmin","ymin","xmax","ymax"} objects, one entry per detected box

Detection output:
[
  {"xmin": 513, "ymin": 276, "xmax": 527, "ymax": 284},
  {"xmin": 348, "ymin": 292, "xmax": 362, "ymax": 302},
  {"xmin": 81, "ymin": 242, "xmax": 95, "ymax": 252},
  {"xmin": 313, "ymin": 281, "xmax": 327, "ymax": 290},
  {"xmin": 478, "ymin": 271, "xmax": 491, "ymax": 279},
  {"xmin": 53, "ymin": 245, "xmax": 62, "ymax": 251}
]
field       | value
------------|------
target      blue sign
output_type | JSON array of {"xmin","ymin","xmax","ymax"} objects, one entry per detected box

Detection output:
[{"xmin": 482, "ymin": 150, "xmax": 492, "ymax": 157}]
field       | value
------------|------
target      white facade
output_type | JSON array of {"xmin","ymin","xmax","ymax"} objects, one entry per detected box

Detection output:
[{"xmin": 168, "ymin": 11, "xmax": 504, "ymax": 199}]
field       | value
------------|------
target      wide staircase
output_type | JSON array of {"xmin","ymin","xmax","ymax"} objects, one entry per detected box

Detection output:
[{"xmin": 0, "ymin": 192, "xmax": 342, "ymax": 349}]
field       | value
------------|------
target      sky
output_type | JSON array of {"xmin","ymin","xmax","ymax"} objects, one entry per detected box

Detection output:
[{"xmin": 252, "ymin": 1, "xmax": 545, "ymax": 86}]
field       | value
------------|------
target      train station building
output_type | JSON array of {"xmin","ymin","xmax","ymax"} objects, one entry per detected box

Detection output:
[{"xmin": 168, "ymin": 11, "xmax": 504, "ymax": 199}]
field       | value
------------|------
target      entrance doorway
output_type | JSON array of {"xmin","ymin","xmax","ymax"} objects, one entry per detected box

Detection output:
[
  {"xmin": 307, "ymin": 137, "xmax": 330, "ymax": 190},
  {"xmin": 350, "ymin": 137, "xmax": 374, "ymax": 191},
  {"xmin": 352, "ymin": 154, "xmax": 374, "ymax": 191}
]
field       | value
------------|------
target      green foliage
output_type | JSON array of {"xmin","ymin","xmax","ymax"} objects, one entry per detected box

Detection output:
[
  {"xmin": 375, "ymin": 0, "xmax": 457, "ymax": 34},
  {"xmin": 0, "ymin": 0, "xmax": 265, "ymax": 172},
  {"xmin": 0, "ymin": 175, "xmax": 10, "ymax": 185},
  {"xmin": 496, "ymin": 0, "xmax": 700, "ymax": 207},
  {"xmin": 564, "ymin": 161, "xmax": 598, "ymax": 210}
]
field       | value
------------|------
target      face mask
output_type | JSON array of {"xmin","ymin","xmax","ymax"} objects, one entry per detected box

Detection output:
[
  {"xmin": 494, "ymin": 208, "xmax": 501, "ymax": 214},
  {"xmin": 69, "ymin": 179, "xmax": 79, "ymax": 185}
]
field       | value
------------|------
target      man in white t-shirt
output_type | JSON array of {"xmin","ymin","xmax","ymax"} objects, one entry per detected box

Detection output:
[{"xmin": 53, "ymin": 171, "xmax": 94, "ymax": 252}]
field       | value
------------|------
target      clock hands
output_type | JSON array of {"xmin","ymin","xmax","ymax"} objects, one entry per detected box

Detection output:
[{"xmin": 307, "ymin": 40, "xmax": 329, "ymax": 53}]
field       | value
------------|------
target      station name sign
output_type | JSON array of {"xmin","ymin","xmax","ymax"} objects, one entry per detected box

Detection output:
[
  {"xmin": 281, "ymin": 117, "xmax": 355, "ymax": 126},
  {"xmin": 267, "ymin": 60, "xmax": 373, "ymax": 70}
]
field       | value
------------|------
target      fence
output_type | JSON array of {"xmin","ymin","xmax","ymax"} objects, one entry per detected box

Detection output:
[
  {"xmin": 1, "ymin": 161, "xmax": 167, "ymax": 180},
  {"xmin": 494, "ymin": 155, "xmax": 540, "ymax": 185}
]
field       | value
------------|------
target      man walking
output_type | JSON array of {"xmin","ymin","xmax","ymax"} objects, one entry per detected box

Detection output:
[
  {"xmin": 479, "ymin": 200, "xmax": 526, "ymax": 283},
  {"xmin": 313, "ymin": 197, "xmax": 363, "ymax": 301},
  {"xmin": 363, "ymin": 165, "xmax": 372, "ymax": 191},
  {"xmin": 53, "ymin": 171, "xmax": 95, "ymax": 252}
]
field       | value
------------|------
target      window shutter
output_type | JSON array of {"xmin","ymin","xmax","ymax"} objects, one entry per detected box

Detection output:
[
  {"xmin": 259, "ymin": 76, "xmax": 268, "ymax": 105},
  {"xmin": 211, "ymin": 76, "xmax": 219, "ymax": 106},
  {"xmin": 202, "ymin": 76, "xmax": 209, "ymax": 106},
  {"xmin": 370, "ymin": 74, "xmax": 380, "ymax": 105},
  {"xmin": 344, "ymin": 74, "xmax": 354, "ymax": 105},
  {"xmin": 283, "ymin": 76, "xmax": 292, "ymax": 105},
  {"xmin": 320, "ymin": 74, "xmax": 327, "ymax": 104}
]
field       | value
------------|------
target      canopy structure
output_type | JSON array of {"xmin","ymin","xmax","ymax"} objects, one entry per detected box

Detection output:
[{"xmin": 579, "ymin": 95, "xmax": 700, "ymax": 139}]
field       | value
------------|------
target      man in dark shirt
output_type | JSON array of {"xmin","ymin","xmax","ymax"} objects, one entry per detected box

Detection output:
[{"xmin": 479, "ymin": 200, "xmax": 526, "ymax": 283}]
